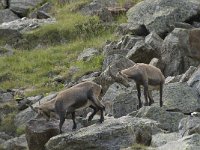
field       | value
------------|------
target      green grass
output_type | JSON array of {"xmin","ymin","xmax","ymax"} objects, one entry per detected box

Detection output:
[
  {"xmin": 0, "ymin": 112, "xmax": 17, "ymax": 136},
  {"xmin": 0, "ymin": 102, "xmax": 17, "ymax": 114},
  {"xmin": 72, "ymin": 54, "xmax": 104, "ymax": 80},
  {"xmin": 0, "ymin": 0, "xmax": 143, "ymax": 96},
  {"xmin": 19, "ymin": 0, "xmax": 102, "ymax": 49},
  {"xmin": 0, "ymin": 32, "xmax": 115, "ymax": 96},
  {"xmin": 16, "ymin": 125, "xmax": 26, "ymax": 136},
  {"xmin": 131, "ymin": 144, "xmax": 147, "ymax": 150}
]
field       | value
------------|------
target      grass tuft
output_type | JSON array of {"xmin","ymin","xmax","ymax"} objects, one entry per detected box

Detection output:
[
  {"xmin": 0, "ymin": 112, "xmax": 17, "ymax": 136},
  {"xmin": 16, "ymin": 125, "xmax": 26, "ymax": 136}
]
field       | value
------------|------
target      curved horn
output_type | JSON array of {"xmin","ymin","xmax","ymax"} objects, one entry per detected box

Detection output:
[{"xmin": 26, "ymin": 103, "xmax": 38, "ymax": 113}]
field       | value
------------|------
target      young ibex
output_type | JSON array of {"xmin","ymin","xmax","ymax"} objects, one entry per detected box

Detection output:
[
  {"xmin": 114, "ymin": 63, "xmax": 165, "ymax": 109},
  {"xmin": 29, "ymin": 81, "xmax": 105, "ymax": 133}
]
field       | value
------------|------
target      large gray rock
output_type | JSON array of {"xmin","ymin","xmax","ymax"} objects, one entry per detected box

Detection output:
[
  {"xmin": 0, "ymin": 134, "xmax": 28, "ymax": 150},
  {"xmin": 126, "ymin": 40, "xmax": 159, "ymax": 63},
  {"xmin": 161, "ymin": 28, "xmax": 200, "ymax": 76},
  {"xmin": 17, "ymin": 98, "xmax": 32, "ymax": 111},
  {"xmin": 151, "ymin": 132, "xmax": 180, "ymax": 147},
  {"xmin": 0, "ymin": 92, "xmax": 13, "ymax": 103},
  {"xmin": 157, "ymin": 134, "xmax": 200, "ymax": 150},
  {"xmin": 127, "ymin": 0, "xmax": 200, "ymax": 37},
  {"xmin": 102, "ymin": 54, "xmax": 134, "ymax": 71},
  {"xmin": 26, "ymin": 119, "xmax": 60, "ymax": 150},
  {"xmin": 0, "ymin": 132, "xmax": 13, "ymax": 141},
  {"xmin": 165, "ymin": 75, "xmax": 182, "ymax": 84},
  {"xmin": 103, "ymin": 41, "xmax": 122, "ymax": 57},
  {"xmin": 102, "ymin": 83, "xmax": 138, "ymax": 117},
  {"xmin": 136, "ymin": 106, "xmax": 185, "ymax": 132},
  {"xmin": 14, "ymin": 93, "xmax": 57, "ymax": 127},
  {"xmin": 179, "ymin": 116, "xmax": 200, "ymax": 137},
  {"xmin": 27, "ymin": 95, "xmax": 43, "ymax": 104},
  {"xmin": 145, "ymin": 32, "xmax": 163, "ymax": 54},
  {"xmin": 180, "ymin": 66, "xmax": 197, "ymax": 83},
  {"xmin": 188, "ymin": 65, "xmax": 200, "ymax": 95},
  {"xmin": 10, "ymin": 0, "xmax": 44, "ymax": 17},
  {"xmin": 0, "ymin": 17, "xmax": 56, "ymax": 33},
  {"xmin": 0, "ymin": 132, "xmax": 13, "ymax": 144},
  {"xmin": 25, "ymin": 116, "xmax": 106, "ymax": 150},
  {"xmin": 122, "ymin": 35, "xmax": 144, "ymax": 51},
  {"xmin": 102, "ymin": 35, "xmax": 144, "ymax": 60},
  {"xmin": 153, "ymin": 82, "xmax": 200, "ymax": 114},
  {"xmin": 77, "ymin": 48, "xmax": 99, "ymax": 61},
  {"xmin": 0, "ymin": 9, "xmax": 19, "ymax": 24},
  {"xmin": 29, "ymin": 2, "xmax": 53, "ymax": 19},
  {"xmin": 0, "ymin": 28, "xmax": 22, "ymax": 45},
  {"xmin": 45, "ymin": 116, "xmax": 162, "ymax": 150}
]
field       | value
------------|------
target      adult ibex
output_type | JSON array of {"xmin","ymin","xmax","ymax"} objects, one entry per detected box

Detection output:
[
  {"xmin": 29, "ymin": 81, "xmax": 105, "ymax": 133},
  {"xmin": 111, "ymin": 63, "xmax": 165, "ymax": 109}
]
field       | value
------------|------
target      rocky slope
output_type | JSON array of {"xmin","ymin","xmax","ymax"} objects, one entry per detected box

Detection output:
[{"xmin": 0, "ymin": 0, "xmax": 200, "ymax": 150}]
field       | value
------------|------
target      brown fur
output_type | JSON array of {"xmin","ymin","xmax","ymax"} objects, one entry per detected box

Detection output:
[
  {"xmin": 34, "ymin": 98, "xmax": 57, "ymax": 121},
  {"xmin": 116, "ymin": 63, "xmax": 165, "ymax": 108},
  {"xmin": 55, "ymin": 81, "xmax": 105, "ymax": 133},
  {"xmin": 29, "ymin": 81, "xmax": 105, "ymax": 133}
]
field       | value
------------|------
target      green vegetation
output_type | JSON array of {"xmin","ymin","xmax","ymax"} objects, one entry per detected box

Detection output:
[
  {"xmin": 21, "ymin": 0, "xmax": 107, "ymax": 49},
  {"xmin": 0, "ymin": 0, "xmax": 116, "ymax": 96},
  {"xmin": 16, "ymin": 125, "xmax": 26, "ymax": 136},
  {"xmin": 0, "ymin": 34, "xmax": 114, "ymax": 96},
  {"xmin": 0, "ymin": 112, "xmax": 17, "ymax": 136},
  {"xmin": 131, "ymin": 144, "xmax": 147, "ymax": 150},
  {"xmin": 0, "ymin": 102, "xmax": 18, "ymax": 115},
  {"xmin": 0, "ymin": 0, "xmax": 142, "ymax": 96},
  {"xmin": 0, "ymin": 101, "xmax": 18, "ymax": 135}
]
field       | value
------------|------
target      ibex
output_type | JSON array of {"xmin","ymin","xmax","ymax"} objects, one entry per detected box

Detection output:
[
  {"xmin": 111, "ymin": 63, "xmax": 165, "ymax": 109},
  {"xmin": 29, "ymin": 81, "xmax": 105, "ymax": 133}
]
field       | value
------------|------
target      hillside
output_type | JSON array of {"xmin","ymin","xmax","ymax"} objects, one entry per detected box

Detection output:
[{"xmin": 0, "ymin": 0, "xmax": 200, "ymax": 150}]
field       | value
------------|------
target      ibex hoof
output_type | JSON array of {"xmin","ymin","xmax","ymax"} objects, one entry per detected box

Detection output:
[
  {"xmin": 88, "ymin": 117, "xmax": 92, "ymax": 122},
  {"xmin": 72, "ymin": 125, "xmax": 77, "ymax": 130},
  {"xmin": 144, "ymin": 102, "xmax": 148, "ymax": 106},
  {"xmin": 149, "ymin": 100, "xmax": 154, "ymax": 106},
  {"xmin": 99, "ymin": 118, "xmax": 104, "ymax": 123},
  {"xmin": 137, "ymin": 104, "xmax": 142, "ymax": 110}
]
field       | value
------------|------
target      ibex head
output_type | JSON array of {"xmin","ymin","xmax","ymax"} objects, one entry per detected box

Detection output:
[
  {"xmin": 108, "ymin": 66, "xmax": 130, "ymax": 88},
  {"xmin": 26, "ymin": 100, "xmax": 56, "ymax": 121}
]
